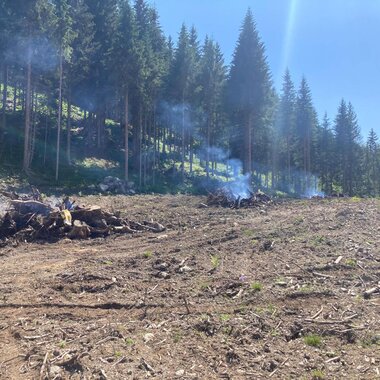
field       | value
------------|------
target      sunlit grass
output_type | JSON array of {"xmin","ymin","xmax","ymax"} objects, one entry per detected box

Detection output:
[{"xmin": 75, "ymin": 157, "xmax": 119, "ymax": 169}]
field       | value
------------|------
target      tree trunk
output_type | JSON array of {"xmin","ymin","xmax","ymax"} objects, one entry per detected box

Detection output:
[
  {"xmin": 23, "ymin": 51, "xmax": 32, "ymax": 173},
  {"xmin": 2, "ymin": 64, "xmax": 8, "ymax": 136},
  {"xmin": 55, "ymin": 48, "xmax": 63, "ymax": 181},
  {"xmin": 28, "ymin": 87, "xmax": 38, "ymax": 167},
  {"xmin": 13, "ymin": 80, "xmax": 17, "ymax": 112},
  {"xmin": 286, "ymin": 135, "xmax": 291, "ymax": 183},
  {"xmin": 189, "ymin": 135, "xmax": 193, "ymax": 174},
  {"xmin": 143, "ymin": 113, "xmax": 147, "ymax": 187},
  {"xmin": 162, "ymin": 125, "xmax": 166, "ymax": 154},
  {"xmin": 206, "ymin": 113, "xmax": 211, "ymax": 178},
  {"xmin": 66, "ymin": 91, "xmax": 72, "ymax": 165},
  {"xmin": 124, "ymin": 88, "xmax": 129, "ymax": 181},
  {"xmin": 43, "ymin": 111, "xmax": 49, "ymax": 167},
  {"xmin": 139, "ymin": 105, "xmax": 142, "ymax": 187},
  {"xmin": 244, "ymin": 111, "xmax": 253, "ymax": 174},
  {"xmin": 181, "ymin": 95, "xmax": 185, "ymax": 181},
  {"xmin": 21, "ymin": 87, "xmax": 25, "ymax": 112},
  {"xmin": 153, "ymin": 102, "xmax": 157, "ymax": 185}
]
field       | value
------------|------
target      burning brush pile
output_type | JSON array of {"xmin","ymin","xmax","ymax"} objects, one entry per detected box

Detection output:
[
  {"xmin": 207, "ymin": 188, "xmax": 273, "ymax": 209},
  {"xmin": 0, "ymin": 190, "xmax": 165, "ymax": 245}
]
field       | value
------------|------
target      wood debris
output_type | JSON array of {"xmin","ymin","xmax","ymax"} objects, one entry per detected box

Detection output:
[
  {"xmin": 207, "ymin": 188, "xmax": 273, "ymax": 209},
  {"xmin": 0, "ymin": 190, "xmax": 165, "ymax": 245}
]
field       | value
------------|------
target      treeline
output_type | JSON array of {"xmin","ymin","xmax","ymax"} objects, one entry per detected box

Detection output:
[{"xmin": 0, "ymin": 0, "xmax": 378, "ymax": 196}]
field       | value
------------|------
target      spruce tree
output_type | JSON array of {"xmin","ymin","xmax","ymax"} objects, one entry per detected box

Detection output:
[
  {"xmin": 66, "ymin": 0, "xmax": 96, "ymax": 165},
  {"xmin": 113, "ymin": 0, "xmax": 137, "ymax": 181},
  {"xmin": 276, "ymin": 69, "xmax": 296, "ymax": 189},
  {"xmin": 52, "ymin": 0, "xmax": 76, "ymax": 180},
  {"xmin": 199, "ymin": 37, "xmax": 226, "ymax": 177},
  {"xmin": 317, "ymin": 113, "xmax": 335, "ymax": 193},
  {"xmin": 167, "ymin": 24, "xmax": 193, "ymax": 179},
  {"xmin": 364, "ymin": 128, "xmax": 379, "ymax": 195},
  {"xmin": 334, "ymin": 100, "xmax": 362, "ymax": 195},
  {"xmin": 83, "ymin": 0, "xmax": 118, "ymax": 150},
  {"xmin": 227, "ymin": 8, "xmax": 272, "ymax": 175},
  {"xmin": 294, "ymin": 77, "xmax": 316, "ymax": 193},
  {"xmin": 0, "ymin": 0, "xmax": 11, "ymax": 137}
]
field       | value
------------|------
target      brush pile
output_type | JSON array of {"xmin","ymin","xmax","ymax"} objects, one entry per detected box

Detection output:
[
  {"xmin": 99, "ymin": 176, "xmax": 135, "ymax": 194},
  {"xmin": 207, "ymin": 188, "xmax": 273, "ymax": 209},
  {"xmin": 0, "ymin": 190, "xmax": 165, "ymax": 245}
]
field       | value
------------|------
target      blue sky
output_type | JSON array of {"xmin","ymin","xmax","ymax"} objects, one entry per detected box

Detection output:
[{"xmin": 151, "ymin": 0, "xmax": 380, "ymax": 140}]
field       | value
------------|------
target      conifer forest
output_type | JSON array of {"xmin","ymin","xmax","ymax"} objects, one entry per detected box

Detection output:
[{"xmin": 0, "ymin": 0, "xmax": 378, "ymax": 196}]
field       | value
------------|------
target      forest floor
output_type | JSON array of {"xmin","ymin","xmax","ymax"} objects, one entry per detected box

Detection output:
[{"xmin": 0, "ymin": 195, "xmax": 379, "ymax": 379}]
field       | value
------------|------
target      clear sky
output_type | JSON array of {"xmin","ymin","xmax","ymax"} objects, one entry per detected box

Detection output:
[{"xmin": 151, "ymin": 0, "xmax": 380, "ymax": 140}]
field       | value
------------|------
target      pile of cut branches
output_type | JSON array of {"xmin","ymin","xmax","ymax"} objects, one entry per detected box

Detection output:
[
  {"xmin": 0, "ymin": 192, "xmax": 165, "ymax": 245},
  {"xmin": 207, "ymin": 188, "xmax": 273, "ymax": 209}
]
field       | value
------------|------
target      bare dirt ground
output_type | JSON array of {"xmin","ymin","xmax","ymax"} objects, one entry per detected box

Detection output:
[{"xmin": 0, "ymin": 195, "xmax": 379, "ymax": 379}]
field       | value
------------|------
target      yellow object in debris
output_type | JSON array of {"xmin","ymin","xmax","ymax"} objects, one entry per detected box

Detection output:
[{"xmin": 61, "ymin": 209, "xmax": 72, "ymax": 227}]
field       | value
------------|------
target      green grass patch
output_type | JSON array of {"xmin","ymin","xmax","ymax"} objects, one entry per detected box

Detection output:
[
  {"xmin": 210, "ymin": 254, "xmax": 220, "ymax": 269},
  {"xmin": 173, "ymin": 331, "xmax": 182, "ymax": 343},
  {"xmin": 304, "ymin": 334, "xmax": 322, "ymax": 347},
  {"xmin": 220, "ymin": 314, "xmax": 232, "ymax": 322},
  {"xmin": 243, "ymin": 229, "xmax": 255, "ymax": 237},
  {"xmin": 310, "ymin": 235, "xmax": 326, "ymax": 246},
  {"xmin": 360, "ymin": 334, "xmax": 380, "ymax": 347},
  {"xmin": 250, "ymin": 282, "xmax": 263, "ymax": 292},
  {"xmin": 345, "ymin": 258, "xmax": 357, "ymax": 267},
  {"xmin": 299, "ymin": 285, "xmax": 314, "ymax": 293},
  {"xmin": 124, "ymin": 337, "xmax": 135, "ymax": 346},
  {"xmin": 143, "ymin": 250, "xmax": 153, "ymax": 259},
  {"xmin": 311, "ymin": 370, "xmax": 325, "ymax": 379}
]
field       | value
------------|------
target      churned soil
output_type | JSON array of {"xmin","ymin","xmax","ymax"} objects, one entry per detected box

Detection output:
[{"xmin": 0, "ymin": 195, "xmax": 379, "ymax": 379}]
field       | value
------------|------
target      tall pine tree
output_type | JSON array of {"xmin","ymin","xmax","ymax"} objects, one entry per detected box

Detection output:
[{"xmin": 227, "ymin": 9, "xmax": 272, "ymax": 175}]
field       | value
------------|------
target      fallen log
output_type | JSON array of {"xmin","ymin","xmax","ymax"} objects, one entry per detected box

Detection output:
[{"xmin": 71, "ymin": 206, "xmax": 104, "ymax": 223}]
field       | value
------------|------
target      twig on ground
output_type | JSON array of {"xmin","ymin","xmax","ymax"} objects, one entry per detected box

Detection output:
[
  {"xmin": 23, "ymin": 334, "xmax": 51, "ymax": 340},
  {"xmin": 325, "ymin": 356, "xmax": 341, "ymax": 363},
  {"xmin": 39, "ymin": 352, "xmax": 49, "ymax": 380},
  {"xmin": 95, "ymin": 336, "xmax": 118, "ymax": 346},
  {"xmin": 182, "ymin": 295, "xmax": 191, "ymax": 314},
  {"xmin": 148, "ymin": 284, "xmax": 159, "ymax": 294},
  {"xmin": 269, "ymin": 357, "xmax": 289, "ymax": 378},
  {"xmin": 112, "ymin": 356, "xmax": 126, "ymax": 366},
  {"xmin": 310, "ymin": 306, "xmax": 324, "ymax": 319},
  {"xmin": 140, "ymin": 358, "xmax": 155, "ymax": 374}
]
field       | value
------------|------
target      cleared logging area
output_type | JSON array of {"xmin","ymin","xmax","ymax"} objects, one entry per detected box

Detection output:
[{"xmin": 0, "ymin": 195, "xmax": 379, "ymax": 379}]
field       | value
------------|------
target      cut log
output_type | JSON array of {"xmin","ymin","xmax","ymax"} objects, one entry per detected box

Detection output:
[
  {"xmin": 71, "ymin": 206, "xmax": 105, "ymax": 224},
  {"xmin": 68, "ymin": 220, "xmax": 90, "ymax": 239}
]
